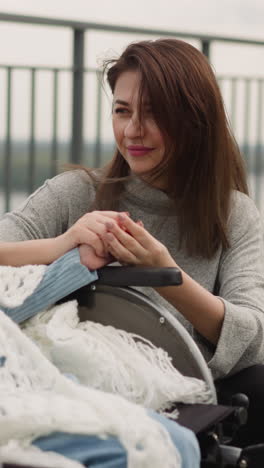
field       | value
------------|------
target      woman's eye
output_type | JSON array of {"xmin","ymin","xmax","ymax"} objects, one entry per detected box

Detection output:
[{"xmin": 114, "ymin": 107, "xmax": 128, "ymax": 114}]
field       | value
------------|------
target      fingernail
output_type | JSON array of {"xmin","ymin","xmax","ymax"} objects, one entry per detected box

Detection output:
[
  {"xmin": 118, "ymin": 214, "xmax": 125, "ymax": 223},
  {"xmin": 122, "ymin": 211, "xmax": 130, "ymax": 217},
  {"xmin": 137, "ymin": 220, "xmax": 144, "ymax": 227},
  {"xmin": 106, "ymin": 221, "xmax": 114, "ymax": 230}
]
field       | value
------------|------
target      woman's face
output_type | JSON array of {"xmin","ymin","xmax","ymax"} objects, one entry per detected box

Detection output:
[{"xmin": 112, "ymin": 70, "xmax": 165, "ymax": 178}]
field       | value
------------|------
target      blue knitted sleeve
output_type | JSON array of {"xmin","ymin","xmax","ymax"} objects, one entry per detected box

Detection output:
[{"xmin": 2, "ymin": 248, "xmax": 98, "ymax": 324}]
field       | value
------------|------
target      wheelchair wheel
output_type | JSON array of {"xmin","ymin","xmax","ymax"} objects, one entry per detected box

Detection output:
[{"xmin": 74, "ymin": 283, "xmax": 217, "ymax": 403}]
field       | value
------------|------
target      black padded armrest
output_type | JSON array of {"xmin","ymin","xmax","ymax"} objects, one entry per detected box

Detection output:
[{"xmin": 96, "ymin": 266, "xmax": 182, "ymax": 287}]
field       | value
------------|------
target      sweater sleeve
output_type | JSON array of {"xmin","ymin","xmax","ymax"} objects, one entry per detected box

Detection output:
[
  {"xmin": 2, "ymin": 248, "xmax": 98, "ymax": 324},
  {"xmin": 0, "ymin": 170, "xmax": 95, "ymax": 241},
  {"xmin": 207, "ymin": 193, "xmax": 264, "ymax": 380}
]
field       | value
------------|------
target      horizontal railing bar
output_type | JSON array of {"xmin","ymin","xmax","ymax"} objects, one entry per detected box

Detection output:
[
  {"xmin": 0, "ymin": 12, "xmax": 263, "ymax": 47},
  {"xmin": 218, "ymin": 76, "xmax": 264, "ymax": 80},
  {"xmin": 0, "ymin": 64, "xmax": 98, "ymax": 72},
  {"xmin": 0, "ymin": 65, "xmax": 263, "ymax": 80}
]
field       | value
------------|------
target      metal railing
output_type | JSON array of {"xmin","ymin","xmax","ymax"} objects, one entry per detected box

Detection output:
[{"xmin": 0, "ymin": 13, "xmax": 263, "ymax": 213}]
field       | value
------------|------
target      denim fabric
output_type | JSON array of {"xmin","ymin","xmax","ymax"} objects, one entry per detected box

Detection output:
[
  {"xmin": 33, "ymin": 410, "xmax": 200, "ymax": 468},
  {"xmin": 2, "ymin": 248, "xmax": 98, "ymax": 324},
  {"xmin": 0, "ymin": 356, "xmax": 6, "ymax": 367},
  {"xmin": 148, "ymin": 410, "xmax": 200, "ymax": 468}
]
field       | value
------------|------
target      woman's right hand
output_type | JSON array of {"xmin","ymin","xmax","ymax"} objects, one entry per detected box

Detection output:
[
  {"xmin": 79, "ymin": 244, "xmax": 114, "ymax": 270},
  {"xmin": 59, "ymin": 211, "xmax": 123, "ymax": 257}
]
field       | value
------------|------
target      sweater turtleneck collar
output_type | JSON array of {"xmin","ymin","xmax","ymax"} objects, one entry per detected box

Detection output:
[{"xmin": 123, "ymin": 175, "xmax": 176, "ymax": 215}]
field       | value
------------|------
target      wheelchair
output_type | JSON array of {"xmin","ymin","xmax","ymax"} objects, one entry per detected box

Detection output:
[{"xmin": 2, "ymin": 265, "xmax": 264, "ymax": 468}]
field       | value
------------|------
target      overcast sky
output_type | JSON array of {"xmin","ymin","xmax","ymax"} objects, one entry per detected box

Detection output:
[
  {"xmin": 0, "ymin": 0, "xmax": 264, "ymax": 70},
  {"xmin": 1, "ymin": 0, "xmax": 264, "ymax": 38},
  {"xmin": 0, "ymin": 0, "xmax": 263, "ymax": 142}
]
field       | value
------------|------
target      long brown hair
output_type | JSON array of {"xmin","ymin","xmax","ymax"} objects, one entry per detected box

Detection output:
[{"xmin": 92, "ymin": 38, "xmax": 248, "ymax": 258}]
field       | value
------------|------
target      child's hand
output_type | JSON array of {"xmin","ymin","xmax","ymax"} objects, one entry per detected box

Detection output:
[{"xmin": 79, "ymin": 244, "xmax": 113, "ymax": 270}]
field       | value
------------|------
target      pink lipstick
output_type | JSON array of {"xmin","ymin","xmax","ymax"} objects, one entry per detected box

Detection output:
[{"xmin": 127, "ymin": 145, "xmax": 154, "ymax": 156}]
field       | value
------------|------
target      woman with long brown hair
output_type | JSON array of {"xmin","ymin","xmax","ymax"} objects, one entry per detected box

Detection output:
[{"xmin": 0, "ymin": 38, "xmax": 264, "ymax": 451}]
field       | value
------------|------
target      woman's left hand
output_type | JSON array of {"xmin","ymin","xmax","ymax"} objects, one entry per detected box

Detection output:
[{"xmin": 103, "ymin": 213, "xmax": 176, "ymax": 268}]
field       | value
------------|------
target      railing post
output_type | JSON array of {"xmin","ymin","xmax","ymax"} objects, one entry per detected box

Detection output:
[
  {"xmin": 51, "ymin": 69, "xmax": 59, "ymax": 176},
  {"xmin": 71, "ymin": 28, "xmax": 85, "ymax": 164},
  {"xmin": 201, "ymin": 39, "xmax": 211, "ymax": 60},
  {"xmin": 94, "ymin": 71, "xmax": 102, "ymax": 167},
  {"xmin": 29, "ymin": 67, "xmax": 36, "ymax": 194},
  {"xmin": 254, "ymin": 79, "xmax": 263, "ymax": 207},
  {"xmin": 4, "ymin": 67, "xmax": 12, "ymax": 212}
]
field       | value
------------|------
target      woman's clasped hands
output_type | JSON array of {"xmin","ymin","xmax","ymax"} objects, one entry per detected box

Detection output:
[
  {"xmin": 61, "ymin": 210, "xmax": 176, "ymax": 270},
  {"xmin": 103, "ymin": 213, "xmax": 176, "ymax": 268}
]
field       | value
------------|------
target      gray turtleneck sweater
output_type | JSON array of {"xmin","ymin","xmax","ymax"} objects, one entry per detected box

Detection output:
[{"xmin": 1, "ymin": 169, "xmax": 264, "ymax": 380}]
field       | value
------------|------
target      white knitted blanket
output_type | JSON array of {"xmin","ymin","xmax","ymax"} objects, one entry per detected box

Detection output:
[{"xmin": 0, "ymin": 264, "xmax": 212, "ymax": 468}]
